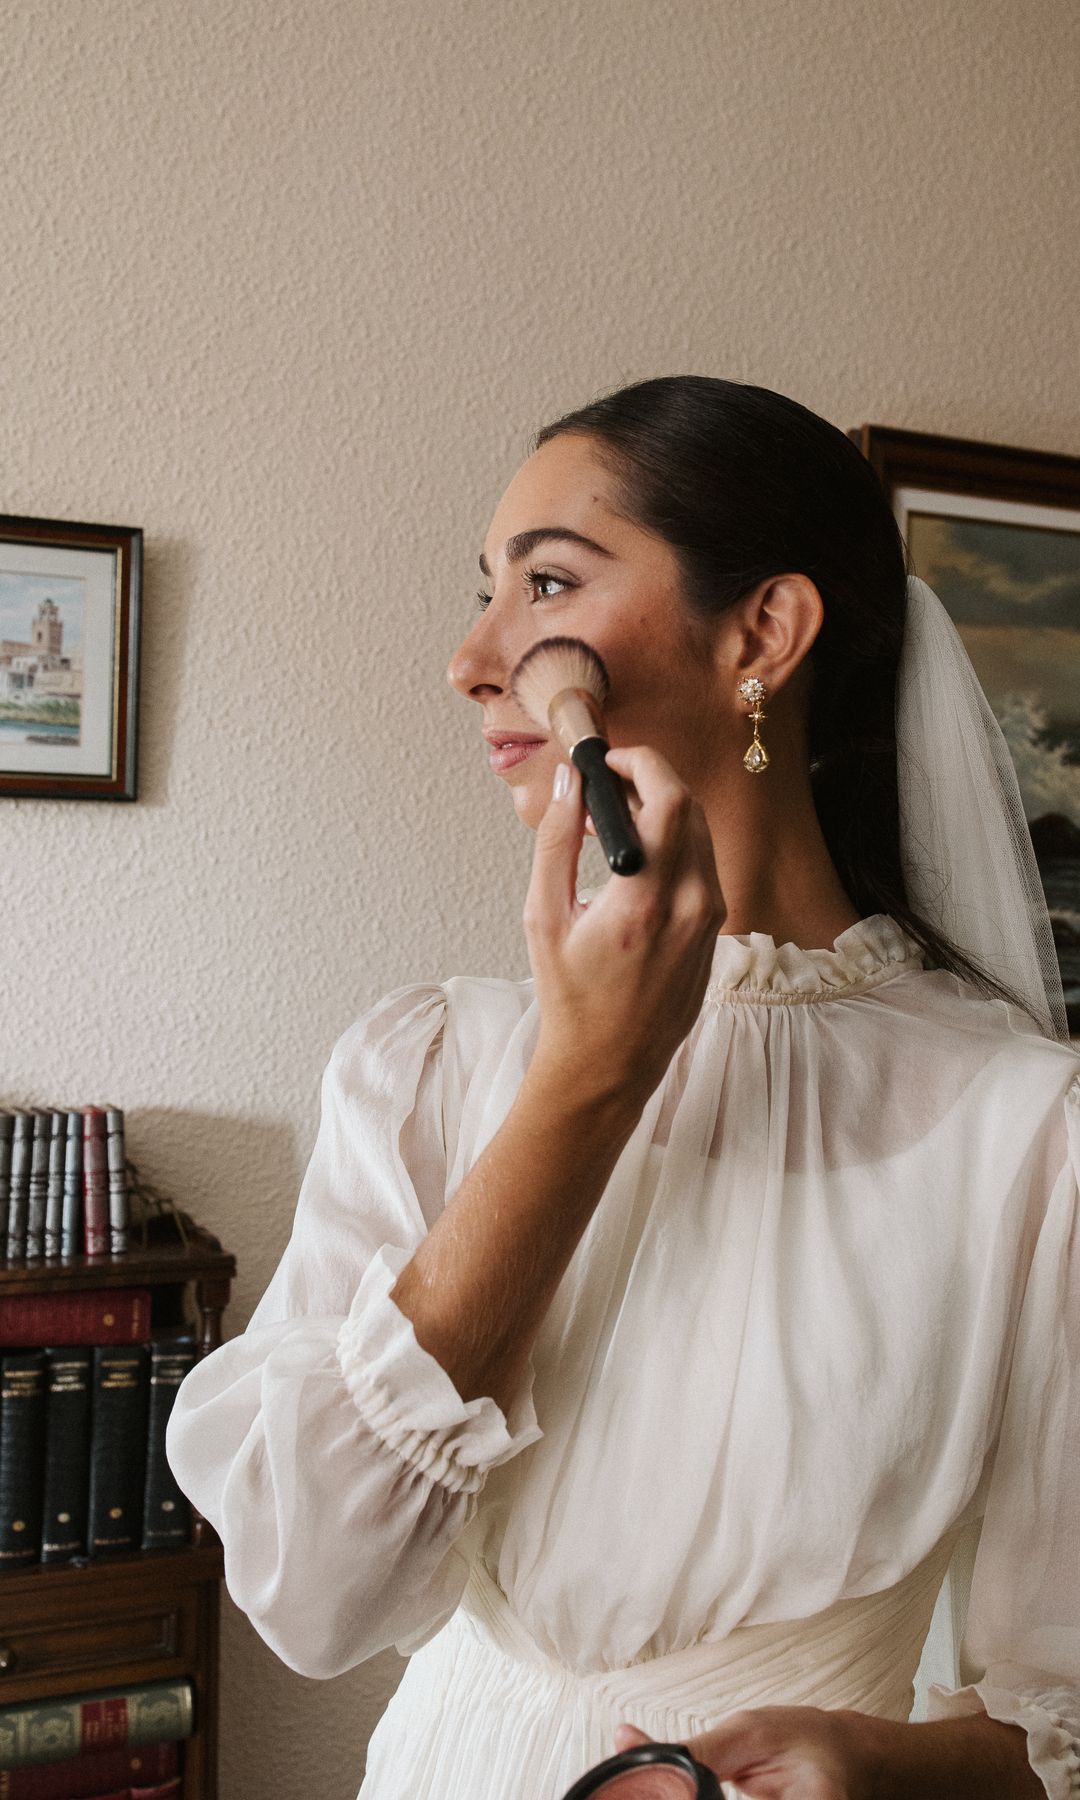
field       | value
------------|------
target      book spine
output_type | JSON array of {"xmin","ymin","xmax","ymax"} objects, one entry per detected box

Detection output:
[
  {"xmin": 0, "ymin": 1681, "xmax": 193, "ymax": 1769},
  {"xmin": 61, "ymin": 1108, "xmax": 83, "ymax": 1259},
  {"xmin": 87, "ymin": 1344, "xmax": 149, "ymax": 1557},
  {"xmin": 40, "ymin": 1346, "xmax": 92, "ymax": 1563},
  {"xmin": 105, "ymin": 1106, "xmax": 128, "ymax": 1257},
  {"xmin": 141, "ymin": 1338, "xmax": 196, "ymax": 1549},
  {"xmin": 0, "ymin": 1287, "xmax": 152, "ymax": 1348},
  {"xmin": 0, "ymin": 1741, "xmax": 177, "ymax": 1799},
  {"xmin": 24, "ymin": 1112, "xmax": 52, "ymax": 1261},
  {"xmin": 0, "ymin": 1351, "xmax": 46, "ymax": 1566},
  {"xmin": 6, "ymin": 1113, "xmax": 32, "ymax": 1261},
  {"xmin": 43, "ymin": 1109, "xmax": 67, "ymax": 1259},
  {"xmin": 82, "ymin": 1109, "xmax": 109, "ymax": 1258},
  {"xmin": 0, "ymin": 1110, "xmax": 13, "ymax": 1256}
]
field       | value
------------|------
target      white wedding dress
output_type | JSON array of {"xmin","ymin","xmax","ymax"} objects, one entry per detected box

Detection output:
[{"xmin": 166, "ymin": 914, "xmax": 1080, "ymax": 1798}]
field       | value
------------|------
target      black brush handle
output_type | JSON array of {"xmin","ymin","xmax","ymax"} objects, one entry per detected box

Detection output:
[{"xmin": 571, "ymin": 736, "xmax": 645, "ymax": 876}]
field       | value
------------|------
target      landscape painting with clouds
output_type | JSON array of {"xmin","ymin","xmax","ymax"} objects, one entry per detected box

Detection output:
[{"xmin": 907, "ymin": 510, "xmax": 1080, "ymax": 1036}]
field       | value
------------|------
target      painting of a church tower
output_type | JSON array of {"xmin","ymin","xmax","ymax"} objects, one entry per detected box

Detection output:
[{"xmin": 0, "ymin": 577, "xmax": 84, "ymax": 746}]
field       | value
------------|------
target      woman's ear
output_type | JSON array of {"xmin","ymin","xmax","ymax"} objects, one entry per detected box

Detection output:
[{"xmin": 720, "ymin": 572, "xmax": 824, "ymax": 699}]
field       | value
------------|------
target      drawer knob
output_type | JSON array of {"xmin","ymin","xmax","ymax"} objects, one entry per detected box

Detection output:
[{"xmin": 0, "ymin": 1646, "xmax": 15, "ymax": 1672}]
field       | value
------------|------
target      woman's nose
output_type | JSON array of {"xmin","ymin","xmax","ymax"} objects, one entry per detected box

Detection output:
[{"xmin": 446, "ymin": 609, "xmax": 511, "ymax": 701}]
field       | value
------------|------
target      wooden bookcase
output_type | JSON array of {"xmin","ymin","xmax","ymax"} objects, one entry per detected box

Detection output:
[{"xmin": 0, "ymin": 1224, "xmax": 236, "ymax": 1800}]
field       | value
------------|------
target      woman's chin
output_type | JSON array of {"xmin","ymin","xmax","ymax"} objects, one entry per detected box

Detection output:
[{"xmin": 510, "ymin": 782, "xmax": 546, "ymax": 831}]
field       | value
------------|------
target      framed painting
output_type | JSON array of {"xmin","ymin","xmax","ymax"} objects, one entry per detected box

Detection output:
[
  {"xmin": 0, "ymin": 514, "xmax": 141, "ymax": 800},
  {"xmin": 848, "ymin": 425, "xmax": 1080, "ymax": 1038}
]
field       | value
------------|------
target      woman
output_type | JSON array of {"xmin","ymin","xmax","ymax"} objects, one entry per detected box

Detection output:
[{"xmin": 167, "ymin": 377, "xmax": 1080, "ymax": 1799}]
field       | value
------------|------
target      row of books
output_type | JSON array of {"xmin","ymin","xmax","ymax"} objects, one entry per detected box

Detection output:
[
  {"xmin": 0, "ymin": 1677, "xmax": 192, "ymax": 1793},
  {"xmin": 0, "ymin": 1108, "xmax": 131, "ymax": 1262},
  {"xmin": 0, "ymin": 1290, "xmax": 195, "ymax": 1565}
]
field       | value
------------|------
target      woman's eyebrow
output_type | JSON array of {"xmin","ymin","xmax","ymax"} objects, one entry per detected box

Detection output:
[{"xmin": 478, "ymin": 528, "xmax": 614, "ymax": 579}]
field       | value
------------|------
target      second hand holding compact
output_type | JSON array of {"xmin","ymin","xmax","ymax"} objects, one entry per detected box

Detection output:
[{"xmin": 510, "ymin": 635, "xmax": 646, "ymax": 877}]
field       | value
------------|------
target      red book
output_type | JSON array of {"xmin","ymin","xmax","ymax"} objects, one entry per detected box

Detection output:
[
  {"xmin": 0, "ymin": 1289, "xmax": 152, "ymax": 1347},
  {"xmin": 82, "ymin": 1109, "xmax": 109, "ymax": 1257},
  {"xmin": 0, "ymin": 1744, "xmax": 177, "ymax": 1799}
]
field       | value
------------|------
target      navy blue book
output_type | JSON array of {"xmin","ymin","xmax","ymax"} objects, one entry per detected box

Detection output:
[
  {"xmin": 87, "ymin": 1343, "xmax": 150, "ymax": 1557},
  {"xmin": 0, "ymin": 1350, "xmax": 47, "ymax": 1565},
  {"xmin": 40, "ymin": 1345, "xmax": 92, "ymax": 1563}
]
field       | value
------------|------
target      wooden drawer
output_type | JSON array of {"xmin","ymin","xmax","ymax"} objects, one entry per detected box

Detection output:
[
  {"xmin": 0, "ymin": 1591, "xmax": 186, "ymax": 1686},
  {"xmin": 0, "ymin": 1546, "xmax": 223, "ymax": 1706}
]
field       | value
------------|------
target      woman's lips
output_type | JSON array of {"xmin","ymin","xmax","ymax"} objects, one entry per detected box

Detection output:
[{"xmin": 488, "ymin": 739, "xmax": 545, "ymax": 772}]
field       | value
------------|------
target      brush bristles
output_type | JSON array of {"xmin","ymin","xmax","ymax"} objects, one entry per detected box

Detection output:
[{"xmin": 509, "ymin": 635, "xmax": 611, "ymax": 729}]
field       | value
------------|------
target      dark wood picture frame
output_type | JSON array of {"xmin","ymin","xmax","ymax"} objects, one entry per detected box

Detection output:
[
  {"xmin": 0, "ymin": 514, "xmax": 142, "ymax": 801},
  {"xmin": 848, "ymin": 424, "xmax": 1080, "ymax": 1038}
]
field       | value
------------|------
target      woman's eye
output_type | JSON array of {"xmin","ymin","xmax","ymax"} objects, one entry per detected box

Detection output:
[
  {"xmin": 474, "ymin": 569, "xmax": 572, "ymax": 612},
  {"xmin": 522, "ymin": 566, "xmax": 571, "ymax": 601}
]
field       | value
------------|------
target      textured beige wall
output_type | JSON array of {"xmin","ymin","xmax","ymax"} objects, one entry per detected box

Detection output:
[{"xmin": 2, "ymin": 1, "xmax": 1078, "ymax": 1794}]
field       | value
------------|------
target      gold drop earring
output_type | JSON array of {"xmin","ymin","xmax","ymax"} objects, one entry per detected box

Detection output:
[{"xmin": 737, "ymin": 676, "xmax": 770, "ymax": 773}]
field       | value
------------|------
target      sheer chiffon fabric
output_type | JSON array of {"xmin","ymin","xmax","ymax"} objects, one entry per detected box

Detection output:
[{"xmin": 166, "ymin": 914, "xmax": 1080, "ymax": 1798}]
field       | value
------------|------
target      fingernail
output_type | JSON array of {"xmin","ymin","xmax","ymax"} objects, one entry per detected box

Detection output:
[{"xmin": 552, "ymin": 762, "xmax": 570, "ymax": 801}]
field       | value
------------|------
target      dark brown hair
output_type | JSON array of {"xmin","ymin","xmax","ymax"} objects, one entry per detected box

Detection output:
[{"xmin": 533, "ymin": 374, "xmax": 1037, "ymax": 1021}]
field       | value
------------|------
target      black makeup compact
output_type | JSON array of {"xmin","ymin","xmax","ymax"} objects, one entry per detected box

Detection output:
[{"xmin": 558, "ymin": 1741, "xmax": 723, "ymax": 1799}]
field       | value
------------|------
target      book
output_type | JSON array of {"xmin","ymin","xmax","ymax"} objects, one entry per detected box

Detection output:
[
  {"xmin": 0, "ymin": 1741, "xmax": 178, "ymax": 1798},
  {"xmin": 5, "ymin": 1114, "xmax": 32, "ymax": 1262},
  {"xmin": 61, "ymin": 1109, "xmax": 83, "ymax": 1259},
  {"xmin": 87, "ymin": 1344, "xmax": 149, "ymax": 1557},
  {"xmin": 141, "ymin": 1336, "xmax": 196, "ymax": 1550},
  {"xmin": 82, "ymin": 1110, "xmax": 109, "ymax": 1258},
  {"xmin": 0, "ymin": 1681, "xmax": 193, "ymax": 1769},
  {"xmin": 104, "ymin": 1108, "xmax": 129, "ymax": 1257},
  {"xmin": 0, "ymin": 1351, "xmax": 46, "ymax": 1566},
  {"xmin": 24, "ymin": 1112, "xmax": 53, "ymax": 1261},
  {"xmin": 0, "ymin": 1111, "xmax": 13, "ymax": 1253},
  {"xmin": 0, "ymin": 1289, "xmax": 152, "ymax": 1348},
  {"xmin": 40, "ymin": 1346, "xmax": 92, "ymax": 1563},
  {"xmin": 42, "ymin": 1111, "xmax": 67, "ymax": 1260}
]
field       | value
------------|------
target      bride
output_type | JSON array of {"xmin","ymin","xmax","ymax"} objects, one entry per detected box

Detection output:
[{"xmin": 168, "ymin": 375, "xmax": 1079, "ymax": 1799}]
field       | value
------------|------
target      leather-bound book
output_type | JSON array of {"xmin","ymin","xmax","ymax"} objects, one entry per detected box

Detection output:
[
  {"xmin": 0, "ymin": 1351, "xmax": 47, "ymax": 1566},
  {"xmin": 6, "ymin": 1112, "xmax": 32, "ymax": 1261},
  {"xmin": 0, "ymin": 1110, "xmax": 13, "ymax": 1253},
  {"xmin": 0, "ymin": 1680, "xmax": 193, "ymax": 1766},
  {"xmin": 82, "ymin": 1108, "xmax": 109, "ymax": 1258},
  {"xmin": 0, "ymin": 1740, "xmax": 178, "ymax": 1798},
  {"xmin": 87, "ymin": 1345, "xmax": 149, "ymax": 1558},
  {"xmin": 0, "ymin": 1288, "xmax": 152, "ymax": 1348},
  {"xmin": 43, "ymin": 1110, "xmax": 68, "ymax": 1260},
  {"xmin": 24, "ymin": 1111, "xmax": 53, "ymax": 1261},
  {"xmin": 104, "ymin": 1106, "xmax": 129, "ymax": 1256},
  {"xmin": 40, "ymin": 1346, "xmax": 92, "ymax": 1564},
  {"xmin": 61, "ymin": 1108, "xmax": 83, "ymax": 1259},
  {"xmin": 141, "ymin": 1336, "xmax": 196, "ymax": 1550}
]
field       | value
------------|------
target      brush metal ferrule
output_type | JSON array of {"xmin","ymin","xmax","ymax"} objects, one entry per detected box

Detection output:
[{"xmin": 548, "ymin": 688, "xmax": 606, "ymax": 756}]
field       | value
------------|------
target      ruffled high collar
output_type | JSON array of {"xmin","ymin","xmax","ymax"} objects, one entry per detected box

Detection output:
[
  {"xmin": 704, "ymin": 912, "xmax": 925, "ymax": 1002},
  {"xmin": 573, "ymin": 893, "xmax": 925, "ymax": 1003}
]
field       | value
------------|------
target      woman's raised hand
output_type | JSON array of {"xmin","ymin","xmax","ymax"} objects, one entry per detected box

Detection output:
[{"xmin": 524, "ymin": 746, "xmax": 725, "ymax": 1117}]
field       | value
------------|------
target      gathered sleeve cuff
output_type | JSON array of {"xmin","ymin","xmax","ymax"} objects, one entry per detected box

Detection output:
[
  {"xmin": 926, "ymin": 1675, "xmax": 1080, "ymax": 1798},
  {"xmin": 336, "ymin": 1242, "xmax": 542, "ymax": 1495},
  {"xmin": 925, "ymin": 1072, "xmax": 1080, "ymax": 1798},
  {"xmin": 166, "ymin": 979, "xmax": 543, "ymax": 1678}
]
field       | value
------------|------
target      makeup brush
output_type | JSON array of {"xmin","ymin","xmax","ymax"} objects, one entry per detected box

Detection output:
[{"xmin": 510, "ymin": 635, "xmax": 645, "ymax": 876}]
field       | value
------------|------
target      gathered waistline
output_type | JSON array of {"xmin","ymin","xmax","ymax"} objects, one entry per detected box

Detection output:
[{"xmin": 439, "ymin": 1527, "xmax": 963, "ymax": 1730}]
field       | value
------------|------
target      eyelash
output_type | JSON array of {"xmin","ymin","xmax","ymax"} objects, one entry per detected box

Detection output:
[{"xmin": 474, "ymin": 566, "xmax": 571, "ymax": 611}]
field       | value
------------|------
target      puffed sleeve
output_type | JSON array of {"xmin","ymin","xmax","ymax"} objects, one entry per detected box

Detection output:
[
  {"xmin": 165, "ymin": 981, "xmax": 543, "ymax": 1679},
  {"xmin": 925, "ymin": 1071, "xmax": 1080, "ymax": 1798}
]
